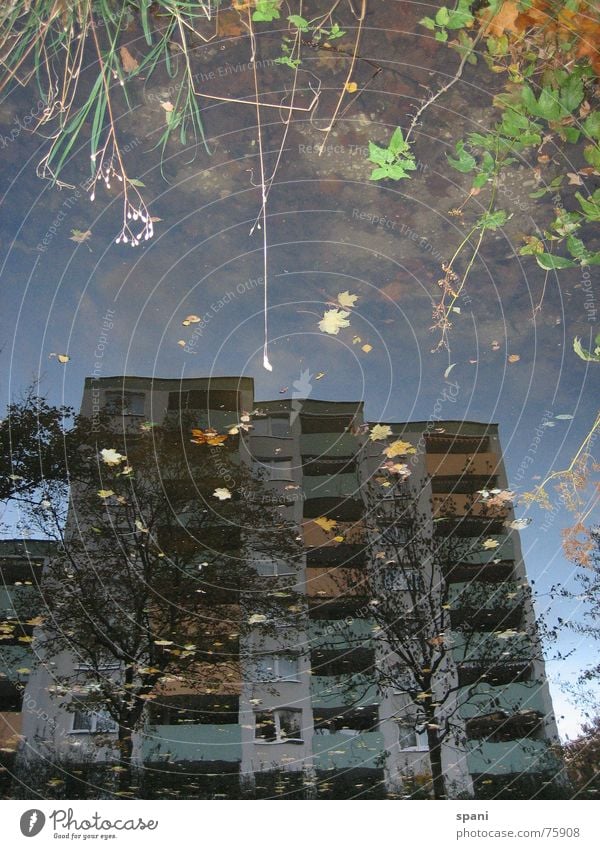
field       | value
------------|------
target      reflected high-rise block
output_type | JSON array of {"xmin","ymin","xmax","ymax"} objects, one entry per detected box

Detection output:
[{"xmin": 7, "ymin": 375, "xmax": 561, "ymax": 799}]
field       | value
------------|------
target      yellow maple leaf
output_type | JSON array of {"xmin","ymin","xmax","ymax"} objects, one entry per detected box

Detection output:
[
  {"xmin": 337, "ymin": 290, "xmax": 358, "ymax": 308},
  {"xmin": 318, "ymin": 308, "xmax": 351, "ymax": 335},
  {"xmin": 313, "ymin": 516, "xmax": 337, "ymax": 533},
  {"xmin": 370, "ymin": 424, "xmax": 393, "ymax": 441},
  {"xmin": 190, "ymin": 428, "xmax": 228, "ymax": 446},
  {"xmin": 383, "ymin": 439, "xmax": 416, "ymax": 458}
]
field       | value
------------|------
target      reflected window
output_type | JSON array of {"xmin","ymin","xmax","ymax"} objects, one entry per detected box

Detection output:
[
  {"xmin": 252, "ymin": 415, "xmax": 290, "ymax": 438},
  {"xmin": 255, "ymin": 459, "xmax": 293, "ymax": 481},
  {"xmin": 104, "ymin": 391, "xmax": 145, "ymax": 416},
  {"xmin": 71, "ymin": 706, "xmax": 118, "ymax": 734},
  {"xmin": 378, "ymin": 525, "xmax": 410, "ymax": 547},
  {"xmin": 255, "ymin": 558, "xmax": 295, "ymax": 577},
  {"xmin": 255, "ymin": 708, "xmax": 303, "ymax": 743},
  {"xmin": 253, "ymin": 654, "xmax": 299, "ymax": 682},
  {"xmin": 397, "ymin": 722, "xmax": 428, "ymax": 751}
]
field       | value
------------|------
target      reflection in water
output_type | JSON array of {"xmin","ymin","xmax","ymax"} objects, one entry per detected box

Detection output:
[
  {"xmin": 0, "ymin": 0, "xmax": 597, "ymax": 801},
  {"xmin": 0, "ymin": 377, "xmax": 561, "ymax": 798}
]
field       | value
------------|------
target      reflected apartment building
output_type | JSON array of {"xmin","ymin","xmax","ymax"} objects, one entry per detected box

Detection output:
[{"xmin": 5, "ymin": 375, "xmax": 562, "ymax": 799}]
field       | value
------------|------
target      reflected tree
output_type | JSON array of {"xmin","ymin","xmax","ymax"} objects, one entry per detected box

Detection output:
[
  {"xmin": 1, "ymin": 394, "xmax": 301, "ymax": 795},
  {"xmin": 314, "ymin": 481, "xmax": 556, "ymax": 799}
]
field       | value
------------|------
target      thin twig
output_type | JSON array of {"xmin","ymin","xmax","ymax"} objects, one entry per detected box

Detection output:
[
  {"xmin": 405, "ymin": 27, "xmax": 484, "ymax": 145},
  {"xmin": 315, "ymin": 0, "xmax": 366, "ymax": 153}
]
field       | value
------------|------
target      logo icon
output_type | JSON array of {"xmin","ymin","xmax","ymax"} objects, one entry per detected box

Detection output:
[
  {"xmin": 20, "ymin": 810, "xmax": 45, "ymax": 837},
  {"xmin": 290, "ymin": 368, "xmax": 313, "ymax": 425}
]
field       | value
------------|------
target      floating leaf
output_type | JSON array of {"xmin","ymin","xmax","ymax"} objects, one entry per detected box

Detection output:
[
  {"xmin": 182, "ymin": 315, "xmax": 201, "ymax": 326},
  {"xmin": 313, "ymin": 516, "xmax": 337, "ymax": 532},
  {"xmin": 135, "ymin": 520, "xmax": 149, "ymax": 533},
  {"xmin": 337, "ymin": 290, "xmax": 358, "ymax": 308},
  {"xmin": 382, "ymin": 460, "xmax": 411, "ymax": 477},
  {"xmin": 370, "ymin": 424, "xmax": 393, "ymax": 441},
  {"xmin": 495, "ymin": 628, "xmax": 519, "ymax": 639},
  {"xmin": 383, "ymin": 439, "xmax": 416, "ymax": 458},
  {"xmin": 49, "ymin": 353, "xmax": 70, "ymax": 363},
  {"xmin": 100, "ymin": 448, "xmax": 126, "ymax": 466},
  {"xmin": 444, "ymin": 362, "xmax": 456, "ymax": 379},
  {"xmin": 191, "ymin": 428, "xmax": 228, "ymax": 446},
  {"xmin": 318, "ymin": 308, "xmax": 351, "ymax": 335},
  {"xmin": 508, "ymin": 518, "xmax": 532, "ymax": 530},
  {"xmin": 507, "ymin": 354, "xmax": 520, "ymax": 363},
  {"xmin": 213, "ymin": 487, "xmax": 232, "ymax": 501},
  {"xmin": 361, "ymin": 344, "xmax": 373, "ymax": 353},
  {"xmin": 482, "ymin": 538, "xmax": 500, "ymax": 550},
  {"xmin": 69, "ymin": 229, "xmax": 92, "ymax": 244},
  {"xmin": 97, "ymin": 489, "xmax": 114, "ymax": 498},
  {"xmin": 573, "ymin": 336, "xmax": 600, "ymax": 362},
  {"xmin": 345, "ymin": 81, "xmax": 358, "ymax": 93}
]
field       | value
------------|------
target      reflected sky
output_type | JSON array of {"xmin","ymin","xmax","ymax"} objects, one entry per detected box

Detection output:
[{"xmin": 0, "ymin": 3, "xmax": 597, "ymax": 738}]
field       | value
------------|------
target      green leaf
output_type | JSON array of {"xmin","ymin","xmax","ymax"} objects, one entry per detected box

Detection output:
[
  {"xmin": 419, "ymin": 16, "xmax": 436, "ymax": 30},
  {"xmin": 288, "ymin": 15, "xmax": 309, "ymax": 32},
  {"xmin": 466, "ymin": 131, "xmax": 497, "ymax": 152},
  {"xmin": 477, "ymin": 210, "xmax": 508, "ymax": 231},
  {"xmin": 388, "ymin": 127, "xmax": 409, "ymax": 155},
  {"xmin": 537, "ymin": 88, "xmax": 562, "ymax": 121},
  {"xmin": 447, "ymin": 141, "xmax": 476, "ymax": 173},
  {"xmin": 368, "ymin": 141, "xmax": 391, "ymax": 166},
  {"xmin": 535, "ymin": 253, "xmax": 578, "ymax": 270},
  {"xmin": 327, "ymin": 24, "xmax": 346, "ymax": 40},
  {"xmin": 561, "ymin": 127, "xmax": 581, "ymax": 144},
  {"xmin": 435, "ymin": 29, "xmax": 448, "ymax": 42},
  {"xmin": 519, "ymin": 236, "xmax": 544, "ymax": 256},
  {"xmin": 386, "ymin": 163, "xmax": 411, "ymax": 179},
  {"xmin": 584, "ymin": 144, "xmax": 600, "ymax": 170},
  {"xmin": 435, "ymin": 7, "xmax": 450, "ymax": 26},
  {"xmin": 566, "ymin": 235, "xmax": 589, "ymax": 261},
  {"xmin": 472, "ymin": 171, "xmax": 489, "ymax": 189},
  {"xmin": 521, "ymin": 84, "xmax": 539, "ymax": 116},
  {"xmin": 274, "ymin": 56, "xmax": 301, "ymax": 68},
  {"xmin": 575, "ymin": 191, "xmax": 600, "ymax": 221},
  {"xmin": 252, "ymin": 0, "xmax": 281, "ymax": 22},
  {"xmin": 369, "ymin": 167, "xmax": 390, "ymax": 181},
  {"xmin": 127, "ymin": 178, "xmax": 145, "ymax": 187},
  {"xmin": 529, "ymin": 187, "xmax": 550, "ymax": 199},
  {"xmin": 481, "ymin": 151, "xmax": 495, "ymax": 172},
  {"xmin": 583, "ymin": 111, "xmax": 600, "ymax": 141},
  {"xmin": 447, "ymin": 2, "xmax": 474, "ymax": 29},
  {"xmin": 560, "ymin": 73, "xmax": 584, "ymax": 113}
]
